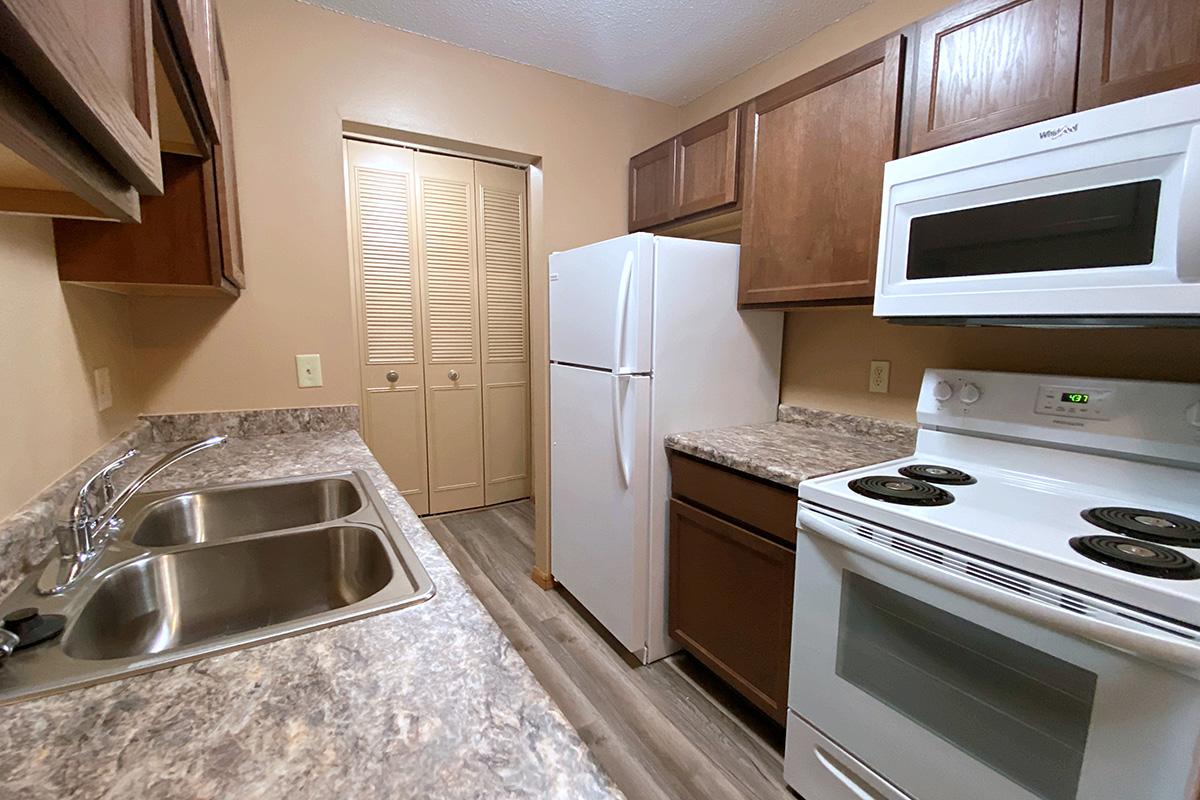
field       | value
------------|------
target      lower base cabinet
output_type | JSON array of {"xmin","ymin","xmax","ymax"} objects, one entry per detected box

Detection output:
[{"xmin": 668, "ymin": 453, "xmax": 796, "ymax": 723}]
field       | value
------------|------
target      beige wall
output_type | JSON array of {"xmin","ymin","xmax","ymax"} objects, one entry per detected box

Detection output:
[
  {"xmin": 0, "ymin": 217, "xmax": 143, "ymax": 518},
  {"xmin": 680, "ymin": 0, "xmax": 1200, "ymax": 421},
  {"xmin": 129, "ymin": 0, "xmax": 679, "ymax": 415}
]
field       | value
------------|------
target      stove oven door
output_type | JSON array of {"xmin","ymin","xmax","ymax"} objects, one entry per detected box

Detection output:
[{"xmin": 789, "ymin": 505, "xmax": 1200, "ymax": 800}]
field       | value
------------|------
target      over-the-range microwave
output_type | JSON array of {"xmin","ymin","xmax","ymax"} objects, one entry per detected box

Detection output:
[{"xmin": 874, "ymin": 83, "xmax": 1200, "ymax": 327}]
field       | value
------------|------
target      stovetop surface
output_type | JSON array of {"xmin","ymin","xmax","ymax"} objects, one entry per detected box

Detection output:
[{"xmin": 798, "ymin": 429, "xmax": 1200, "ymax": 626}]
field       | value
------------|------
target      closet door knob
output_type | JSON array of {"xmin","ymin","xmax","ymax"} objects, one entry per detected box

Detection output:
[
  {"xmin": 447, "ymin": 369, "xmax": 460, "ymax": 382},
  {"xmin": 385, "ymin": 370, "xmax": 399, "ymax": 384}
]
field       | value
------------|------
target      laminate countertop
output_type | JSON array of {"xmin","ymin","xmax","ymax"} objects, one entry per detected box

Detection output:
[
  {"xmin": 665, "ymin": 406, "xmax": 917, "ymax": 489},
  {"xmin": 0, "ymin": 430, "xmax": 619, "ymax": 800}
]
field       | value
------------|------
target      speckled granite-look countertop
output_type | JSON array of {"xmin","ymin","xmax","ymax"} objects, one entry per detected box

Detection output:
[
  {"xmin": 665, "ymin": 406, "xmax": 917, "ymax": 489},
  {"xmin": 0, "ymin": 423, "xmax": 619, "ymax": 800}
]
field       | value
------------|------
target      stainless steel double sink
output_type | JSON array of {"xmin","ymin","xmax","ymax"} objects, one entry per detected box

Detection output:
[{"xmin": 0, "ymin": 471, "xmax": 434, "ymax": 704}]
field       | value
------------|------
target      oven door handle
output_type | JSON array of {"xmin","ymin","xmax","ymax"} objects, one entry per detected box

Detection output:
[{"xmin": 799, "ymin": 508, "xmax": 1200, "ymax": 678}]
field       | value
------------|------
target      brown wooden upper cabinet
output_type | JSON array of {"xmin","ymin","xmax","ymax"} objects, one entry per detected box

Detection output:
[
  {"xmin": 158, "ymin": 0, "xmax": 220, "ymax": 141},
  {"xmin": 907, "ymin": 0, "xmax": 1081, "ymax": 154},
  {"xmin": 1076, "ymin": 0, "xmax": 1200, "ymax": 110},
  {"xmin": 628, "ymin": 138, "xmax": 676, "ymax": 230},
  {"xmin": 675, "ymin": 107, "xmax": 740, "ymax": 218},
  {"xmin": 211, "ymin": 21, "xmax": 244, "ymax": 288},
  {"xmin": 738, "ymin": 35, "xmax": 905, "ymax": 307},
  {"xmin": 0, "ymin": 0, "xmax": 163, "ymax": 194},
  {"xmin": 53, "ymin": 1, "xmax": 243, "ymax": 296},
  {"xmin": 629, "ymin": 106, "xmax": 742, "ymax": 232}
]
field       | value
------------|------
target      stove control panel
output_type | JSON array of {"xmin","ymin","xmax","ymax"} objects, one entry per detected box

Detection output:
[
  {"xmin": 1034, "ymin": 383, "xmax": 1114, "ymax": 420},
  {"xmin": 917, "ymin": 369, "xmax": 1200, "ymax": 466}
]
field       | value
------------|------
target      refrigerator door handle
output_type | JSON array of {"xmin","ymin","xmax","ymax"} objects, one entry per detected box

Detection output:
[
  {"xmin": 612, "ymin": 374, "xmax": 631, "ymax": 487},
  {"xmin": 612, "ymin": 251, "xmax": 634, "ymax": 374}
]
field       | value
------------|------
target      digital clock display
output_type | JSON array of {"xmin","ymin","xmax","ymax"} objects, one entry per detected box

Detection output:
[{"xmin": 1061, "ymin": 392, "xmax": 1090, "ymax": 404}]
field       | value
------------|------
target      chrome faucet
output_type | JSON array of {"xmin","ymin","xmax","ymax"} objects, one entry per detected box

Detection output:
[{"xmin": 37, "ymin": 435, "xmax": 228, "ymax": 595}]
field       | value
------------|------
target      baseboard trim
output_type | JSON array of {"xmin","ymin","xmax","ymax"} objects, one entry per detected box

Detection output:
[{"xmin": 530, "ymin": 565, "xmax": 555, "ymax": 590}]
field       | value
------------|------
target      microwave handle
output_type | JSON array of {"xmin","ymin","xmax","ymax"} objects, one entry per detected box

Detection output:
[
  {"xmin": 1180, "ymin": 124, "xmax": 1200, "ymax": 281},
  {"xmin": 799, "ymin": 508, "xmax": 1200, "ymax": 677}
]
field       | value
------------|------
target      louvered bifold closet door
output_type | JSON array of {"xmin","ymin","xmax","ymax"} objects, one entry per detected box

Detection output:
[
  {"xmin": 415, "ymin": 151, "xmax": 486, "ymax": 513},
  {"xmin": 344, "ymin": 140, "xmax": 430, "ymax": 514},
  {"xmin": 474, "ymin": 161, "xmax": 531, "ymax": 505}
]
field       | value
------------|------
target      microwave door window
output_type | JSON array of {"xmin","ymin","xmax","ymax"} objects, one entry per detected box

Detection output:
[
  {"xmin": 836, "ymin": 573, "xmax": 1097, "ymax": 800},
  {"xmin": 906, "ymin": 180, "xmax": 1161, "ymax": 279}
]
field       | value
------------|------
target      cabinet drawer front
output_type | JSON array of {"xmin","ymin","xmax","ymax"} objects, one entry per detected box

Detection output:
[
  {"xmin": 669, "ymin": 451, "xmax": 797, "ymax": 544},
  {"xmin": 908, "ymin": 0, "xmax": 1080, "ymax": 153},
  {"xmin": 669, "ymin": 499, "xmax": 795, "ymax": 722}
]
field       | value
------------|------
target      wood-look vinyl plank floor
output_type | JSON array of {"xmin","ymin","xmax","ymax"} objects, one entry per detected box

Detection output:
[{"xmin": 425, "ymin": 501, "xmax": 796, "ymax": 800}]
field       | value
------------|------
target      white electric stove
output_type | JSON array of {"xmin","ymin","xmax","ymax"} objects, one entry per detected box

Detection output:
[{"xmin": 785, "ymin": 369, "xmax": 1200, "ymax": 800}]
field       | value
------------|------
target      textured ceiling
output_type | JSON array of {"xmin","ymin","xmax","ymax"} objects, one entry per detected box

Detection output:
[{"xmin": 303, "ymin": 0, "xmax": 872, "ymax": 105}]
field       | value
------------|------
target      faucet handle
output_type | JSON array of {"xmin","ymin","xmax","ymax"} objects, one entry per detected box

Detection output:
[
  {"xmin": 73, "ymin": 449, "xmax": 139, "ymax": 521},
  {"xmin": 98, "ymin": 449, "xmax": 139, "ymax": 505}
]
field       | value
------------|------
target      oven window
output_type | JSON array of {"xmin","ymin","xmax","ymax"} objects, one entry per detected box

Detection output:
[
  {"xmin": 906, "ymin": 179, "xmax": 1161, "ymax": 279},
  {"xmin": 837, "ymin": 573, "xmax": 1097, "ymax": 800}
]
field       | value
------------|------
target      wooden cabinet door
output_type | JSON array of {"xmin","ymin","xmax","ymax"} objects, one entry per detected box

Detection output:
[
  {"xmin": 628, "ymin": 138, "xmax": 677, "ymax": 231},
  {"xmin": 740, "ymin": 35, "xmax": 904, "ymax": 306},
  {"xmin": 907, "ymin": 0, "xmax": 1080, "ymax": 153},
  {"xmin": 158, "ymin": 0, "xmax": 218, "ymax": 139},
  {"xmin": 669, "ymin": 499, "xmax": 794, "ymax": 723},
  {"xmin": 1077, "ymin": 0, "xmax": 1200, "ymax": 110},
  {"xmin": 344, "ymin": 140, "xmax": 430, "ymax": 515},
  {"xmin": 474, "ymin": 161, "xmax": 531, "ymax": 506},
  {"xmin": 0, "ymin": 0, "xmax": 162, "ymax": 194},
  {"xmin": 675, "ymin": 107, "xmax": 740, "ymax": 218},
  {"xmin": 211, "ymin": 21, "xmax": 243, "ymax": 288},
  {"xmin": 416, "ymin": 151, "xmax": 486, "ymax": 514}
]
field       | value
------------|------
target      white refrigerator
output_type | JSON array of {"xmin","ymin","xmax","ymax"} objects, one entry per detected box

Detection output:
[{"xmin": 549, "ymin": 233, "xmax": 782, "ymax": 663}]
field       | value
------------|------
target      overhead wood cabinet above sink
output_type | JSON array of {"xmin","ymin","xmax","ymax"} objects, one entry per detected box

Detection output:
[
  {"xmin": 52, "ymin": 0, "xmax": 245, "ymax": 296},
  {"xmin": 0, "ymin": 0, "xmax": 161, "ymax": 221}
]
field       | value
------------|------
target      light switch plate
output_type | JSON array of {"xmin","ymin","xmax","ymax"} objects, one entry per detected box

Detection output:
[
  {"xmin": 93, "ymin": 366, "xmax": 113, "ymax": 411},
  {"xmin": 296, "ymin": 354, "xmax": 323, "ymax": 388},
  {"xmin": 869, "ymin": 360, "xmax": 890, "ymax": 394}
]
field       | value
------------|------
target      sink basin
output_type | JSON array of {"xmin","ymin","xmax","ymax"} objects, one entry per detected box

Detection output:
[
  {"xmin": 128, "ymin": 477, "xmax": 363, "ymax": 547},
  {"xmin": 64, "ymin": 526, "xmax": 393, "ymax": 660},
  {"xmin": 0, "ymin": 470, "xmax": 434, "ymax": 703}
]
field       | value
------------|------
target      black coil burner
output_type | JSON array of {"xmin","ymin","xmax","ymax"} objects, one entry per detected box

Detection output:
[
  {"xmin": 1081, "ymin": 507, "xmax": 1200, "ymax": 548},
  {"xmin": 1070, "ymin": 535, "xmax": 1200, "ymax": 580},
  {"xmin": 849, "ymin": 476, "xmax": 954, "ymax": 506},
  {"xmin": 898, "ymin": 464, "xmax": 976, "ymax": 486}
]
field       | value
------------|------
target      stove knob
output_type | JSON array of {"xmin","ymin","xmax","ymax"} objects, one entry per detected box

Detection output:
[
  {"xmin": 1187, "ymin": 401, "xmax": 1200, "ymax": 428},
  {"xmin": 933, "ymin": 381, "xmax": 954, "ymax": 402},
  {"xmin": 960, "ymin": 383, "xmax": 982, "ymax": 405}
]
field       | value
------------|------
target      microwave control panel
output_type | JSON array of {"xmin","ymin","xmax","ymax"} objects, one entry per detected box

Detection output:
[{"xmin": 1034, "ymin": 384, "xmax": 1114, "ymax": 421}]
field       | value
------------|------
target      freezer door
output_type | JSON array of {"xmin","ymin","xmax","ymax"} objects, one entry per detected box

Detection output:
[
  {"xmin": 550, "ymin": 363, "xmax": 651, "ymax": 654},
  {"xmin": 549, "ymin": 233, "xmax": 654, "ymax": 373}
]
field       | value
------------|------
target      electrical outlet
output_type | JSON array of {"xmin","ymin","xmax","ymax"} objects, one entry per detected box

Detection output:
[
  {"xmin": 93, "ymin": 366, "xmax": 113, "ymax": 411},
  {"xmin": 296, "ymin": 354, "xmax": 323, "ymax": 388},
  {"xmin": 869, "ymin": 360, "xmax": 890, "ymax": 394}
]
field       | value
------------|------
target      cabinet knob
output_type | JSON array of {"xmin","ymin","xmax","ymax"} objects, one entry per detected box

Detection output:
[
  {"xmin": 448, "ymin": 369, "xmax": 460, "ymax": 382},
  {"xmin": 385, "ymin": 370, "xmax": 399, "ymax": 384}
]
